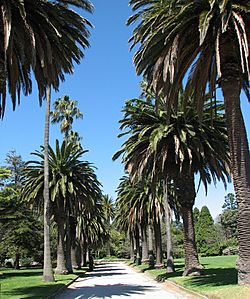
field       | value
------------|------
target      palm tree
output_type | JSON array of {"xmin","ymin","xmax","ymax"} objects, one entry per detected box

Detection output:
[
  {"xmin": 128, "ymin": 0, "xmax": 250, "ymax": 283},
  {"xmin": 101, "ymin": 194, "xmax": 114, "ymax": 257},
  {"xmin": 22, "ymin": 140, "xmax": 102, "ymax": 274},
  {"xmin": 114, "ymin": 89, "xmax": 230, "ymax": 275},
  {"xmin": 0, "ymin": 0, "xmax": 93, "ymax": 117},
  {"xmin": 51, "ymin": 95, "xmax": 83, "ymax": 142},
  {"xmin": 115, "ymin": 175, "xmax": 165, "ymax": 267},
  {"xmin": 76, "ymin": 196, "xmax": 107, "ymax": 270}
]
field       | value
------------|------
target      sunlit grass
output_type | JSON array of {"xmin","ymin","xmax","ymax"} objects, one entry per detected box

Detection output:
[{"xmin": 131, "ymin": 255, "xmax": 250, "ymax": 298}]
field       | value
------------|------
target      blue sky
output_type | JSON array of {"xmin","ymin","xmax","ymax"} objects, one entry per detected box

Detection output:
[{"xmin": 0, "ymin": 0, "xmax": 249, "ymax": 218}]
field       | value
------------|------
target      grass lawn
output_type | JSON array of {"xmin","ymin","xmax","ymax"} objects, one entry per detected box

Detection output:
[
  {"xmin": 0, "ymin": 268, "xmax": 86, "ymax": 299},
  {"xmin": 131, "ymin": 255, "xmax": 250, "ymax": 299}
]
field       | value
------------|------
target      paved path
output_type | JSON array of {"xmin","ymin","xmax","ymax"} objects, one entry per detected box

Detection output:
[{"xmin": 55, "ymin": 262, "xmax": 197, "ymax": 299}]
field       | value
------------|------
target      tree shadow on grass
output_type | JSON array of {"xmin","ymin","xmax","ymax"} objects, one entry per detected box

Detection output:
[
  {"xmin": 0, "ymin": 269, "xmax": 43, "ymax": 280},
  {"xmin": 1, "ymin": 283, "xmax": 65, "ymax": 299},
  {"xmin": 186, "ymin": 267, "xmax": 237, "ymax": 287},
  {"xmin": 157, "ymin": 266, "xmax": 237, "ymax": 287}
]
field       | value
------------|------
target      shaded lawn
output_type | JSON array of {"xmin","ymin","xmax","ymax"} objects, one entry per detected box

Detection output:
[
  {"xmin": 0, "ymin": 268, "xmax": 86, "ymax": 299},
  {"xmin": 132, "ymin": 256, "xmax": 250, "ymax": 299}
]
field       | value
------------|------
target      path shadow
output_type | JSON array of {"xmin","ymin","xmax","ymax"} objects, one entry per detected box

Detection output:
[
  {"xmin": 83, "ymin": 263, "xmax": 126, "ymax": 279},
  {"xmin": 84, "ymin": 271, "xmax": 125, "ymax": 278},
  {"xmin": 57, "ymin": 283, "xmax": 158, "ymax": 298}
]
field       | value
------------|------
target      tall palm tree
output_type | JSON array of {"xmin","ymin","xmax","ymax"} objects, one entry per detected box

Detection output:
[
  {"xmin": 128, "ymin": 0, "xmax": 250, "ymax": 283},
  {"xmin": 51, "ymin": 95, "xmax": 83, "ymax": 142},
  {"xmin": 101, "ymin": 194, "xmax": 114, "ymax": 256},
  {"xmin": 22, "ymin": 140, "xmax": 102, "ymax": 274},
  {"xmin": 114, "ymin": 89, "xmax": 230, "ymax": 275}
]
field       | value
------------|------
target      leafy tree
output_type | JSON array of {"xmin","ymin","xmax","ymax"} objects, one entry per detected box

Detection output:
[
  {"xmin": 222, "ymin": 193, "xmax": 238, "ymax": 210},
  {"xmin": 0, "ymin": 172, "xmax": 43, "ymax": 269},
  {"xmin": 193, "ymin": 208, "xmax": 200, "ymax": 226},
  {"xmin": 5, "ymin": 150, "xmax": 25, "ymax": 188},
  {"xmin": 128, "ymin": 0, "xmax": 250, "ymax": 284},
  {"xmin": 220, "ymin": 193, "xmax": 238, "ymax": 239},
  {"xmin": 195, "ymin": 206, "xmax": 220, "ymax": 256},
  {"xmin": 0, "ymin": 199, "xmax": 43, "ymax": 269},
  {"xmin": 171, "ymin": 221, "xmax": 184, "ymax": 258}
]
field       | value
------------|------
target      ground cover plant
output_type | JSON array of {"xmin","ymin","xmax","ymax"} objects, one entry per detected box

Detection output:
[
  {"xmin": 130, "ymin": 255, "xmax": 250, "ymax": 298},
  {"xmin": 0, "ymin": 268, "xmax": 85, "ymax": 299}
]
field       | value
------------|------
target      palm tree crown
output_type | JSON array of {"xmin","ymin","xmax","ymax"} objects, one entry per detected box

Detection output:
[
  {"xmin": 128, "ymin": 0, "xmax": 250, "ymax": 112},
  {"xmin": 0, "ymin": 0, "xmax": 93, "ymax": 117}
]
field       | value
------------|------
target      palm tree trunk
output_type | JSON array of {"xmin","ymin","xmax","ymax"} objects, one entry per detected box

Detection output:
[
  {"xmin": 141, "ymin": 225, "xmax": 148, "ymax": 263},
  {"xmin": 153, "ymin": 207, "xmax": 163, "ymax": 268},
  {"xmin": 148, "ymin": 220, "xmax": 154, "ymax": 253},
  {"xmin": 43, "ymin": 86, "xmax": 54, "ymax": 282},
  {"xmin": 176, "ymin": 174, "xmax": 203, "ymax": 276},
  {"xmin": 221, "ymin": 78, "xmax": 250, "ymax": 285},
  {"xmin": 80, "ymin": 234, "xmax": 87, "ymax": 267},
  {"xmin": 75, "ymin": 225, "xmax": 81, "ymax": 269},
  {"xmin": 181, "ymin": 206, "xmax": 203, "ymax": 276},
  {"xmin": 88, "ymin": 249, "xmax": 94, "ymax": 271},
  {"xmin": 106, "ymin": 236, "xmax": 111, "ymax": 257},
  {"xmin": 65, "ymin": 215, "xmax": 73, "ymax": 273},
  {"xmin": 70, "ymin": 217, "xmax": 78, "ymax": 269},
  {"xmin": 163, "ymin": 179, "xmax": 174, "ymax": 273},
  {"xmin": 129, "ymin": 232, "xmax": 134, "ymax": 261},
  {"xmin": 55, "ymin": 216, "xmax": 67, "ymax": 274},
  {"xmin": 134, "ymin": 226, "xmax": 141, "ymax": 265}
]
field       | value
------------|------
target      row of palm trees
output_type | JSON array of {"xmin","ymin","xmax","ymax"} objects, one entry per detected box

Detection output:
[
  {"xmin": 21, "ymin": 139, "xmax": 107, "ymax": 274},
  {"xmin": 0, "ymin": 0, "xmax": 94, "ymax": 281},
  {"xmin": 113, "ymin": 85, "xmax": 230, "ymax": 275},
  {"xmin": 124, "ymin": 0, "xmax": 250, "ymax": 285}
]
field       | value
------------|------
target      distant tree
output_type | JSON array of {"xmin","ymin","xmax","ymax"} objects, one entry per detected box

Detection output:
[
  {"xmin": 50, "ymin": 95, "xmax": 83, "ymax": 142},
  {"xmin": 220, "ymin": 193, "xmax": 238, "ymax": 239},
  {"xmin": 5, "ymin": 150, "xmax": 25, "ymax": 188},
  {"xmin": 193, "ymin": 208, "xmax": 200, "ymax": 226},
  {"xmin": 0, "ymin": 182, "xmax": 42, "ymax": 269},
  {"xmin": 222, "ymin": 193, "xmax": 237, "ymax": 210},
  {"xmin": 171, "ymin": 221, "xmax": 184, "ymax": 258},
  {"xmin": 196, "ymin": 206, "xmax": 220, "ymax": 256}
]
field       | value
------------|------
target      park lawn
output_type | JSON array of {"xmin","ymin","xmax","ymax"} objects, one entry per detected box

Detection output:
[
  {"xmin": 0, "ymin": 268, "xmax": 84, "ymax": 299},
  {"xmin": 132, "ymin": 255, "xmax": 250, "ymax": 299}
]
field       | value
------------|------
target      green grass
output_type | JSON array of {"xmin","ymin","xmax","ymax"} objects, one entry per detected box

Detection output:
[
  {"xmin": 131, "ymin": 255, "xmax": 250, "ymax": 299},
  {"xmin": 0, "ymin": 268, "xmax": 85, "ymax": 299}
]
